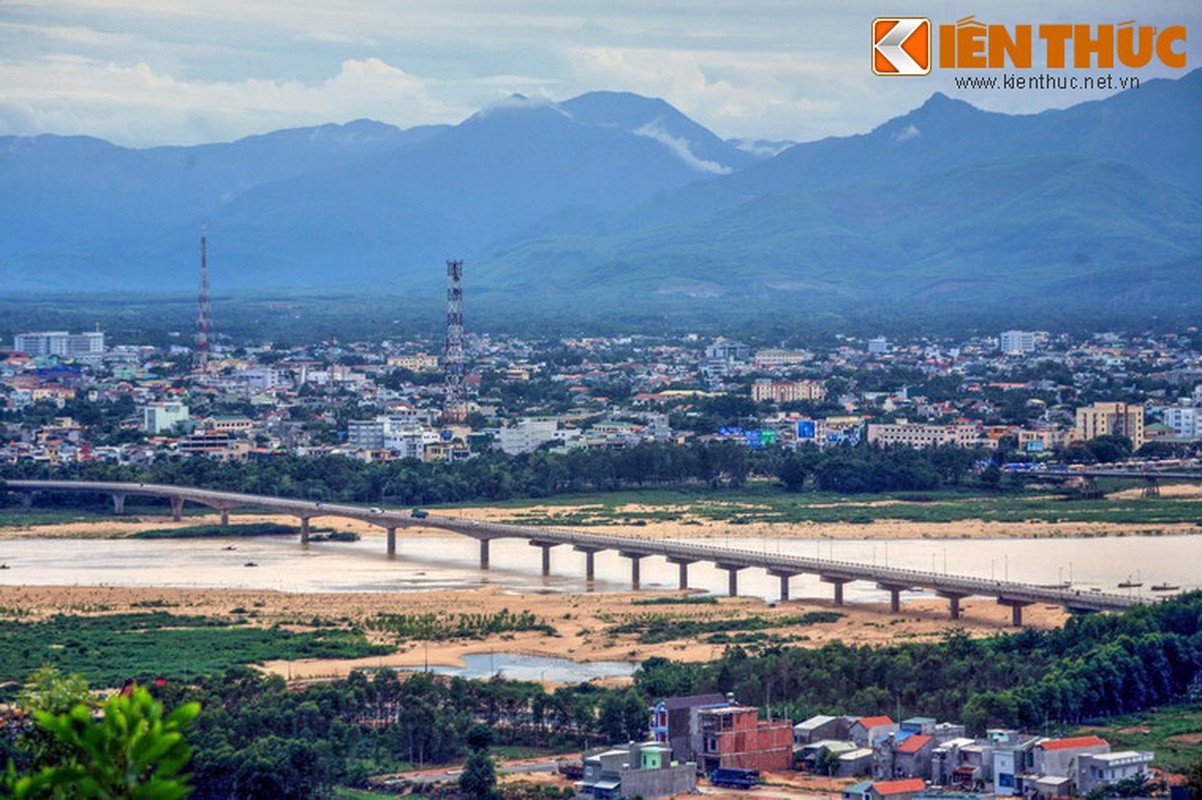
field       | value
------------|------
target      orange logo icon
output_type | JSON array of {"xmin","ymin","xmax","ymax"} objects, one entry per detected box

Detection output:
[{"xmin": 873, "ymin": 18, "xmax": 932, "ymax": 75}]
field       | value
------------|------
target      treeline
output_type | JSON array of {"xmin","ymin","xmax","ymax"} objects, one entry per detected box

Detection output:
[
  {"xmin": 157, "ymin": 668, "xmax": 641, "ymax": 798},
  {"xmin": 635, "ymin": 591, "xmax": 1202, "ymax": 733},
  {"xmin": 2, "ymin": 440, "xmax": 994, "ymax": 506}
]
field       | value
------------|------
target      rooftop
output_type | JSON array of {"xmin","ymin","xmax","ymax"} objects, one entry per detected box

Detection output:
[
  {"xmin": 874, "ymin": 778, "xmax": 927, "ymax": 795},
  {"xmin": 896, "ymin": 734, "xmax": 934, "ymax": 754},
  {"xmin": 1039, "ymin": 735, "xmax": 1108, "ymax": 752}
]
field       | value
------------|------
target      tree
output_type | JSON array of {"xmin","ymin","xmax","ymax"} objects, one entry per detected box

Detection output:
[
  {"xmin": 1086, "ymin": 435, "xmax": 1133, "ymax": 464},
  {"xmin": 4, "ymin": 686, "xmax": 199, "ymax": 799},
  {"xmin": 1186, "ymin": 756, "xmax": 1202, "ymax": 800},
  {"xmin": 598, "ymin": 689, "xmax": 647, "ymax": 744},
  {"xmin": 459, "ymin": 724, "xmax": 499, "ymax": 800},
  {"xmin": 776, "ymin": 455, "xmax": 809, "ymax": 492}
]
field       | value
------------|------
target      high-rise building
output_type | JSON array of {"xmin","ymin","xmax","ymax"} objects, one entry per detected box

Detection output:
[
  {"xmin": 999, "ymin": 330, "xmax": 1037, "ymax": 355},
  {"xmin": 1072, "ymin": 402, "xmax": 1146, "ymax": 449},
  {"xmin": 1160, "ymin": 407, "xmax": 1200, "ymax": 440},
  {"xmin": 13, "ymin": 331, "xmax": 105, "ymax": 357}
]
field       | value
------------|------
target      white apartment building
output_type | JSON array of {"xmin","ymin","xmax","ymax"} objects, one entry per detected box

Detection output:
[
  {"xmin": 142, "ymin": 401, "xmax": 190, "ymax": 434},
  {"xmin": 866, "ymin": 422, "xmax": 979, "ymax": 448},
  {"xmin": 347, "ymin": 415, "xmax": 433, "ymax": 459},
  {"xmin": 14, "ymin": 331, "xmax": 105, "ymax": 357},
  {"xmin": 1160, "ymin": 406, "xmax": 1200, "ymax": 439},
  {"xmin": 998, "ymin": 330, "xmax": 1036, "ymax": 355}
]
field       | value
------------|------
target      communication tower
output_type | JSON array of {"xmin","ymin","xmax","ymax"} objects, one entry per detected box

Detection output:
[
  {"xmin": 443, "ymin": 259, "xmax": 468, "ymax": 422},
  {"xmin": 196, "ymin": 225, "xmax": 212, "ymax": 373}
]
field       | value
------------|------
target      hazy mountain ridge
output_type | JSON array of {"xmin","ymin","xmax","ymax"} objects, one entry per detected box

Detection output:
[{"xmin": 2, "ymin": 74, "xmax": 1200, "ymax": 313}]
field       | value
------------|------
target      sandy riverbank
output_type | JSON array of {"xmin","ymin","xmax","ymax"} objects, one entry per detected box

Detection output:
[
  {"xmin": 3, "ymin": 506, "xmax": 1190, "ymax": 544},
  {"xmin": 0, "ymin": 578, "xmax": 1068, "ymax": 683}
]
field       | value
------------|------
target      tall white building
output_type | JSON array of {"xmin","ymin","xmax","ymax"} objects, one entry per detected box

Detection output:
[
  {"xmin": 142, "ymin": 401, "xmax": 190, "ymax": 434},
  {"xmin": 1161, "ymin": 406, "xmax": 1200, "ymax": 440},
  {"xmin": 14, "ymin": 331, "xmax": 105, "ymax": 357},
  {"xmin": 347, "ymin": 415, "xmax": 432, "ymax": 459},
  {"xmin": 497, "ymin": 418, "xmax": 560, "ymax": 455},
  {"xmin": 998, "ymin": 330, "xmax": 1036, "ymax": 355}
]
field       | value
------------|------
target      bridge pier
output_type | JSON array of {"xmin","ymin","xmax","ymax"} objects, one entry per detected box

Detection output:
[
  {"xmin": 299, "ymin": 517, "xmax": 311, "ymax": 544},
  {"xmin": 619, "ymin": 552, "xmax": 645, "ymax": 589},
  {"xmin": 531, "ymin": 541, "xmax": 560, "ymax": 575},
  {"xmin": 997, "ymin": 598, "xmax": 1033, "ymax": 627},
  {"xmin": 169, "ymin": 496, "xmax": 184, "ymax": 522},
  {"xmin": 111, "ymin": 492, "xmax": 126, "ymax": 515},
  {"xmin": 219, "ymin": 508, "xmax": 230, "ymax": 526},
  {"xmin": 769, "ymin": 571, "xmax": 797, "ymax": 601},
  {"xmin": 573, "ymin": 546, "xmax": 605, "ymax": 580},
  {"xmin": 877, "ymin": 583, "xmax": 909, "ymax": 614},
  {"xmin": 937, "ymin": 591, "xmax": 969, "ymax": 620},
  {"xmin": 1142, "ymin": 477, "xmax": 1160, "ymax": 498},
  {"xmin": 716, "ymin": 564, "xmax": 743, "ymax": 597},
  {"xmin": 820, "ymin": 575, "xmax": 853, "ymax": 606},
  {"xmin": 386, "ymin": 527, "xmax": 397, "ymax": 556},
  {"xmin": 1080, "ymin": 477, "xmax": 1103, "ymax": 500},
  {"xmin": 480, "ymin": 539, "xmax": 490, "ymax": 570},
  {"xmin": 667, "ymin": 558, "xmax": 695, "ymax": 589}
]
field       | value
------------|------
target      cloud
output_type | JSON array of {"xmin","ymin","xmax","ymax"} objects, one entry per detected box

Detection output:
[
  {"xmin": 0, "ymin": 56, "xmax": 464, "ymax": 146},
  {"xmin": 633, "ymin": 120, "xmax": 730, "ymax": 175},
  {"xmin": 893, "ymin": 124, "xmax": 920, "ymax": 142}
]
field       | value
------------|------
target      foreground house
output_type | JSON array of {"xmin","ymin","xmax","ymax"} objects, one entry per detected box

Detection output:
[{"xmin": 578, "ymin": 742, "xmax": 696, "ymax": 800}]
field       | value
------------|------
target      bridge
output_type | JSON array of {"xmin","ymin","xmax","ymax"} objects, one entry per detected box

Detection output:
[
  {"xmin": 3, "ymin": 479, "xmax": 1154, "ymax": 626},
  {"xmin": 1015, "ymin": 468, "xmax": 1202, "ymax": 498}
]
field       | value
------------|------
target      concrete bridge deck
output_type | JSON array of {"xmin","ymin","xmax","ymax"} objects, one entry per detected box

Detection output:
[{"xmin": 4, "ymin": 479, "xmax": 1154, "ymax": 625}]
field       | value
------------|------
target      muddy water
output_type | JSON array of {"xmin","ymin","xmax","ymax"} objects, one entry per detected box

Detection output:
[{"xmin": 0, "ymin": 534, "xmax": 1196, "ymax": 603}]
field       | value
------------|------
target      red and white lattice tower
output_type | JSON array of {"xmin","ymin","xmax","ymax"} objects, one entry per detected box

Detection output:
[{"xmin": 443, "ymin": 259, "xmax": 467, "ymax": 422}]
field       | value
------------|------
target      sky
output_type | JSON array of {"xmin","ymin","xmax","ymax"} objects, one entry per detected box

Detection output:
[{"xmin": 1, "ymin": 0, "xmax": 1199, "ymax": 148}]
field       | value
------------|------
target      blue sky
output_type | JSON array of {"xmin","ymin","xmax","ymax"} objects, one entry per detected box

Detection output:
[{"xmin": 1, "ymin": 1, "xmax": 1198, "ymax": 147}]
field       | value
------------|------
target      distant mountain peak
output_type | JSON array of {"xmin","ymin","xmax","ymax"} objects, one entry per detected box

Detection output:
[{"xmin": 464, "ymin": 93, "xmax": 566, "ymax": 125}]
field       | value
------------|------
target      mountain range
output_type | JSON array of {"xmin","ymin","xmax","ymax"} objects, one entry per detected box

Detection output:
[{"xmin": 2, "ymin": 71, "xmax": 1200, "ymax": 316}]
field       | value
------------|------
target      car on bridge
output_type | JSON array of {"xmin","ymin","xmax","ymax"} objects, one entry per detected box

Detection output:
[{"xmin": 410, "ymin": 508, "xmax": 429, "ymax": 519}]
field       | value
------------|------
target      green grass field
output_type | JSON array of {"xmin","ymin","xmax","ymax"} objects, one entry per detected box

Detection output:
[
  {"xmin": 429, "ymin": 483, "xmax": 1202, "ymax": 530},
  {"xmin": 0, "ymin": 612, "xmax": 388, "ymax": 699},
  {"xmin": 1072, "ymin": 701, "xmax": 1202, "ymax": 773}
]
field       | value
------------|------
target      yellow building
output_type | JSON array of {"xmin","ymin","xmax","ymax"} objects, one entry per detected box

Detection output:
[
  {"xmin": 1072, "ymin": 402, "xmax": 1145, "ymax": 449},
  {"xmin": 751, "ymin": 379, "xmax": 826, "ymax": 403}
]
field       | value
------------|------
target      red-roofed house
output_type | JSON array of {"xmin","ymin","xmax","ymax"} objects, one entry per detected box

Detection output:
[
  {"xmin": 1039, "ymin": 735, "xmax": 1108, "ymax": 752},
  {"xmin": 875, "ymin": 732, "xmax": 936, "ymax": 780},
  {"xmin": 870, "ymin": 778, "xmax": 926, "ymax": 800},
  {"xmin": 1035, "ymin": 736, "xmax": 1109, "ymax": 786},
  {"xmin": 851, "ymin": 716, "xmax": 898, "ymax": 747}
]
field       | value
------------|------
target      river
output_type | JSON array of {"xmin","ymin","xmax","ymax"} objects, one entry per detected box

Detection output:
[{"xmin": 0, "ymin": 533, "xmax": 1196, "ymax": 603}]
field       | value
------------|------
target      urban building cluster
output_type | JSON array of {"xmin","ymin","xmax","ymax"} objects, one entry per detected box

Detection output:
[
  {"xmin": 3, "ymin": 325, "xmax": 1201, "ymax": 466},
  {"xmin": 575, "ymin": 692, "xmax": 1155, "ymax": 800}
]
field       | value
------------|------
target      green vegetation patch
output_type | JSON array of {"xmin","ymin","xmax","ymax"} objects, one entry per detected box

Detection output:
[
  {"xmin": 611, "ymin": 610, "xmax": 843, "ymax": 644},
  {"xmin": 0, "ymin": 509, "xmax": 110, "ymax": 528},
  {"xmin": 130, "ymin": 522, "xmax": 299, "ymax": 539},
  {"xmin": 1071, "ymin": 701, "xmax": 1202, "ymax": 773},
  {"xmin": 0, "ymin": 612, "xmax": 387, "ymax": 699},
  {"xmin": 631, "ymin": 595, "xmax": 719, "ymax": 606},
  {"xmin": 492, "ymin": 485, "xmax": 1202, "ymax": 528},
  {"xmin": 367, "ymin": 609, "xmax": 557, "ymax": 641}
]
